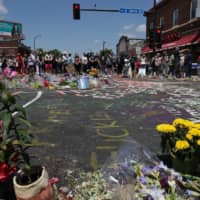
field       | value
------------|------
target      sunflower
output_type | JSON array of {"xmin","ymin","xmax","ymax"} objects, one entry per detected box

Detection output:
[
  {"xmin": 156, "ymin": 124, "xmax": 176, "ymax": 133},
  {"xmin": 175, "ymin": 140, "xmax": 190, "ymax": 150},
  {"xmin": 188, "ymin": 128, "xmax": 200, "ymax": 137},
  {"xmin": 172, "ymin": 118, "xmax": 194, "ymax": 129}
]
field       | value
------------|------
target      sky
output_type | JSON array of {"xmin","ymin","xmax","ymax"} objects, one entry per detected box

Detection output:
[{"xmin": 0, "ymin": 0, "xmax": 157, "ymax": 55}]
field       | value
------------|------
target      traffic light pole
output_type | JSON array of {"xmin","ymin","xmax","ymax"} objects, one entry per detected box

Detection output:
[
  {"xmin": 80, "ymin": 8, "xmax": 119, "ymax": 13},
  {"xmin": 153, "ymin": 0, "xmax": 156, "ymax": 54}
]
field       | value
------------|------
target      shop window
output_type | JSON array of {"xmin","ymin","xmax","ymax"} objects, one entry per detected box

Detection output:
[
  {"xmin": 160, "ymin": 17, "xmax": 164, "ymax": 28},
  {"xmin": 190, "ymin": 0, "xmax": 197, "ymax": 19},
  {"xmin": 173, "ymin": 8, "xmax": 179, "ymax": 26},
  {"xmin": 149, "ymin": 22, "xmax": 154, "ymax": 30}
]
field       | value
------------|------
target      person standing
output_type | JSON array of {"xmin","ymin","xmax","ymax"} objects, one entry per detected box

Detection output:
[
  {"xmin": 16, "ymin": 53, "xmax": 24, "ymax": 74},
  {"xmin": 140, "ymin": 55, "xmax": 146, "ymax": 77},
  {"xmin": 174, "ymin": 47, "xmax": 180, "ymax": 78},
  {"xmin": 27, "ymin": 52, "xmax": 35, "ymax": 74},
  {"xmin": 184, "ymin": 49, "xmax": 192, "ymax": 77},
  {"xmin": 162, "ymin": 51, "xmax": 169, "ymax": 77},
  {"xmin": 74, "ymin": 55, "xmax": 82, "ymax": 75},
  {"xmin": 168, "ymin": 53, "xmax": 175, "ymax": 77},
  {"xmin": 179, "ymin": 53, "xmax": 185, "ymax": 78},
  {"xmin": 154, "ymin": 53, "xmax": 162, "ymax": 78}
]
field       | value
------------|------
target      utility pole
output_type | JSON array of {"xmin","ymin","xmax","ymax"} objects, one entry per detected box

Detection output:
[
  {"xmin": 153, "ymin": 0, "xmax": 156, "ymax": 54},
  {"xmin": 102, "ymin": 41, "xmax": 106, "ymax": 56},
  {"xmin": 33, "ymin": 34, "xmax": 42, "ymax": 51}
]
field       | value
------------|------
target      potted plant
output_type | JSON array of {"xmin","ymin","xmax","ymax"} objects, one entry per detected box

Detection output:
[
  {"xmin": 0, "ymin": 82, "xmax": 54, "ymax": 200},
  {"xmin": 156, "ymin": 118, "xmax": 200, "ymax": 175}
]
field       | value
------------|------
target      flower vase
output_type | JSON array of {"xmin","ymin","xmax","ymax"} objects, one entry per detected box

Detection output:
[
  {"xmin": 172, "ymin": 158, "xmax": 198, "ymax": 175},
  {"xmin": 13, "ymin": 166, "xmax": 54, "ymax": 200}
]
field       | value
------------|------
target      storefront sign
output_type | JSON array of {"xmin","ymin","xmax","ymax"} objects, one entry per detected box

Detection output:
[{"xmin": 0, "ymin": 21, "xmax": 22, "ymax": 37}]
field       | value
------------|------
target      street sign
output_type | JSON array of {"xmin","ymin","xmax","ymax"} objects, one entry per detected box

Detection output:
[{"xmin": 120, "ymin": 8, "xmax": 144, "ymax": 14}]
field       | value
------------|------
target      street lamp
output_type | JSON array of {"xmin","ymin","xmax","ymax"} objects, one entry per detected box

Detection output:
[
  {"xmin": 102, "ymin": 41, "xmax": 106, "ymax": 56},
  {"xmin": 33, "ymin": 34, "xmax": 42, "ymax": 51}
]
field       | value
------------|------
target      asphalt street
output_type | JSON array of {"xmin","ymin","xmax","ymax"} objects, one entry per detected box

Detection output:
[{"xmin": 15, "ymin": 79, "xmax": 200, "ymax": 184}]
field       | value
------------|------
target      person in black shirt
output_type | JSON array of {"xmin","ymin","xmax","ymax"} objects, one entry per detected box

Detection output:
[{"xmin": 74, "ymin": 55, "xmax": 82, "ymax": 74}]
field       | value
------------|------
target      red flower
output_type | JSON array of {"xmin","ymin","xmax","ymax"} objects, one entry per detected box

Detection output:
[
  {"xmin": 43, "ymin": 80, "xmax": 49, "ymax": 87},
  {"xmin": 0, "ymin": 162, "xmax": 16, "ymax": 182}
]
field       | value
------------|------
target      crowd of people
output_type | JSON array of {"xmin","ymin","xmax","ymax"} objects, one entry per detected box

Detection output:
[{"xmin": 0, "ymin": 48, "xmax": 199, "ymax": 79}]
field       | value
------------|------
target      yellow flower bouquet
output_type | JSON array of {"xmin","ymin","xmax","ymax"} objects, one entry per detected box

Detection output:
[{"xmin": 156, "ymin": 118, "xmax": 200, "ymax": 174}]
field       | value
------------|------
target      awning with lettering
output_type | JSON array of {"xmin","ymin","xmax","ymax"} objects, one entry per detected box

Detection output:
[
  {"xmin": 141, "ymin": 45, "xmax": 153, "ymax": 54},
  {"xmin": 162, "ymin": 31, "xmax": 199, "ymax": 49}
]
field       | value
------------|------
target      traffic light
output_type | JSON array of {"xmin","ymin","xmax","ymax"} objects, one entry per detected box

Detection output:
[
  {"xmin": 73, "ymin": 3, "xmax": 80, "ymax": 20},
  {"xmin": 155, "ymin": 28, "xmax": 162, "ymax": 49},
  {"xmin": 149, "ymin": 29, "xmax": 155, "ymax": 49}
]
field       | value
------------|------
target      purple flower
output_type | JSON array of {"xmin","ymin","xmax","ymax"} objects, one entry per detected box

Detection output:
[
  {"xmin": 141, "ymin": 166, "xmax": 151, "ymax": 175},
  {"xmin": 120, "ymin": 161, "xmax": 128, "ymax": 170},
  {"xmin": 159, "ymin": 172, "xmax": 169, "ymax": 189},
  {"xmin": 147, "ymin": 195, "xmax": 153, "ymax": 200},
  {"xmin": 139, "ymin": 176, "xmax": 147, "ymax": 185},
  {"xmin": 152, "ymin": 165, "xmax": 160, "ymax": 172}
]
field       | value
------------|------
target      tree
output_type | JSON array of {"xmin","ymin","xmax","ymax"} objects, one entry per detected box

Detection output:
[
  {"xmin": 48, "ymin": 49, "xmax": 62, "ymax": 58},
  {"xmin": 36, "ymin": 48, "xmax": 45, "ymax": 56},
  {"xmin": 100, "ymin": 48, "xmax": 113, "ymax": 57},
  {"xmin": 18, "ymin": 43, "xmax": 31, "ymax": 56}
]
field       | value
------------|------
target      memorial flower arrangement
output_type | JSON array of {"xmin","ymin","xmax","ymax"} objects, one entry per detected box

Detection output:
[
  {"xmin": 0, "ymin": 82, "xmax": 36, "ymax": 183},
  {"xmin": 156, "ymin": 118, "xmax": 200, "ymax": 174},
  {"xmin": 62, "ymin": 161, "xmax": 200, "ymax": 200},
  {"xmin": 89, "ymin": 68, "xmax": 98, "ymax": 77},
  {"xmin": 132, "ymin": 163, "xmax": 200, "ymax": 199}
]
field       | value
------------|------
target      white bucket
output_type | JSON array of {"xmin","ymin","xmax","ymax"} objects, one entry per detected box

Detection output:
[{"xmin": 78, "ymin": 76, "xmax": 89, "ymax": 89}]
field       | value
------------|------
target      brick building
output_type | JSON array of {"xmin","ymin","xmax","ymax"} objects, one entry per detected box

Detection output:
[
  {"xmin": 142, "ymin": 0, "xmax": 200, "ymax": 60},
  {"xmin": 116, "ymin": 36, "xmax": 145, "ymax": 57},
  {"xmin": 0, "ymin": 20, "xmax": 24, "ymax": 56}
]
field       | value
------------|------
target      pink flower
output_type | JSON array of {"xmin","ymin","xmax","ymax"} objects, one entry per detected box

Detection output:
[
  {"xmin": 20, "ymin": 78, "xmax": 26, "ymax": 84},
  {"xmin": 10, "ymin": 71, "xmax": 18, "ymax": 78},
  {"xmin": 3, "ymin": 67, "xmax": 11, "ymax": 77}
]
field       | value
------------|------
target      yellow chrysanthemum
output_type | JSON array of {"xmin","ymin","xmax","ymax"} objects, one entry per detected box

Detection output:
[
  {"xmin": 197, "ymin": 140, "xmax": 200, "ymax": 146},
  {"xmin": 156, "ymin": 124, "xmax": 176, "ymax": 133},
  {"xmin": 172, "ymin": 118, "xmax": 193, "ymax": 129},
  {"xmin": 188, "ymin": 128, "xmax": 200, "ymax": 137},
  {"xmin": 175, "ymin": 140, "xmax": 190, "ymax": 150},
  {"xmin": 191, "ymin": 123, "xmax": 200, "ymax": 130},
  {"xmin": 186, "ymin": 133, "xmax": 193, "ymax": 141}
]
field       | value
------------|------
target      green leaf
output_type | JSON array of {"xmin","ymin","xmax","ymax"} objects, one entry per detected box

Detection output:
[
  {"xmin": 0, "ymin": 83, "xmax": 6, "ymax": 93},
  {"xmin": 1, "ymin": 112, "xmax": 12, "ymax": 129},
  {"xmin": 0, "ymin": 150, "xmax": 5, "ymax": 162},
  {"xmin": 18, "ymin": 117, "xmax": 32, "ymax": 128},
  {"xmin": 0, "ymin": 91, "xmax": 9, "ymax": 104},
  {"xmin": 8, "ymin": 94, "xmax": 16, "ymax": 105},
  {"xmin": 12, "ymin": 140, "xmax": 21, "ymax": 145},
  {"xmin": 13, "ymin": 106, "xmax": 26, "ymax": 117},
  {"xmin": 8, "ymin": 152, "xmax": 17, "ymax": 162}
]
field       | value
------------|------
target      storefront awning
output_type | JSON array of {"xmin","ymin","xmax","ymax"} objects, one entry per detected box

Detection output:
[
  {"xmin": 142, "ymin": 31, "xmax": 200, "ymax": 54},
  {"xmin": 142, "ymin": 45, "xmax": 153, "ymax": 54},
  {"xmin": 194, "ymin": 36, "xmax": 200, "ymax": 44},
  {"xmin": 162, "ymin": 32, "xmax": 199, "ymax": 49}
]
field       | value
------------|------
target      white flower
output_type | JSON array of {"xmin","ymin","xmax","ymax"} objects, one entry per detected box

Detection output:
[{"xmin": 140, "ymin": 188, "xmax": 165, "ymax": 200}]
